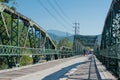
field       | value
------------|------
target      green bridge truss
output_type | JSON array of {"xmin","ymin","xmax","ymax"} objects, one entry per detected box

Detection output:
[
  {"xmin": 0, "ymin": 4, "xmax": 74, "ymax": 68},
  {"xmin": 73, "ymin": 35, "xmax": 97, "ymax": 54},
  {"xmin": 96, "ymin": 0, "xmax": 120, "ymax": 78}
]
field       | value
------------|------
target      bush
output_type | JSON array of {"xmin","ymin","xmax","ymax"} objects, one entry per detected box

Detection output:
[
  {"xmin": 20, "ymin": 56, "xmax": 33, "ymax": 66},
  {"xmin": 0, "ymin": 62, "xmax": 8, "ymax": 70}
]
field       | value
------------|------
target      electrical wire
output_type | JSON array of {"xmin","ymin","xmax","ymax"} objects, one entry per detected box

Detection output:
[
  {"xmin": 37, "ymin": 0, "xmax": 67, "ymax": 31},
  {"xmin": 54, "ymin": 0, "xmax": 72, "ymax": 23},
  {"xmin": 47, "ymin": 0, "xmax": 71, "ymax": 26}
]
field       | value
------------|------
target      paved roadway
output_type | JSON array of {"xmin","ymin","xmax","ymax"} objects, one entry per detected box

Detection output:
[
  {"xmin": 59, "ymin": 55, "xmax": 100, "ymax": 80},
  {"xmin": 0, "ymin": 55, "xmax": 116, "ymax": 80}
]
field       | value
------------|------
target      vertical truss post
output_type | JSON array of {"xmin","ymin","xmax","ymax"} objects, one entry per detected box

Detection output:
[
  {"xmin": 40, "ymin": 32, "xmax": 46, "ymax": 49},
  {"xmin": 45, "ymin": 38, "xmax": 51, "ymax": 49},
  {"xmin": 9, "ymin": 14, "xmax": 20, "ymax": 68},
  {"xmin": 45, "ymin": 38, "xmax": 52, "ymax": 61},
  {"xmin": 33, "ymin": 29, "xmax": 41, "ymax": 64},
  {"xmin": 19, "ymin": 21, "xmax": 29, "ymax": 47},
  {"xmin": 11, "ymin": 14, "xmax": 19, "ymax": 46},
  {"xmin": 35, "ymin": 29, "xmax": 40, "ymax": 48},
  {"xmin": 28, "ymin": 26, "xmax": 37, "ymax": 63},
  {"xmin": 0, "ymin": 12, "xmax": 10, "ymax": 45},
  {"xmin": 28, "ymin": 26, "xmax": 35, "ymax": 48}
]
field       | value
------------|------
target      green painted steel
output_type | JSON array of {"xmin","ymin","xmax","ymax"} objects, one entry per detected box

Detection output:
[
  {"xmin": 0, "ymin": 3, "xmax": 97, "ymax": 69},
  {"xmin": 97, "ymin": 0, "xmax": 120, "ymax": 78},
  {"xmin": 73, "ymin": 35, "xmax": 97, "ymax": 55},
  {"xmin": 0, "ymin": 3, "xmax": 77, "ymax": 68}
]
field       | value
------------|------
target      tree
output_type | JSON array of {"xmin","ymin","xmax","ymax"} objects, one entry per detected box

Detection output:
[
  {"xmin": 0, "ymin": 0, "xmax": 16, "ymax": 10},
  {"xmin": 58, "ymin": 37, "xmax": 73, "ymax": 49},
  {"xmin": 52, "ymin": 40, "xmax": 58, "ymax": 48},
  {"xmin": 0, "ymin": 57, "xmax": 8, "ymax": 69},
  {"xmin": 20, "ymin": 56, "xmax": 33, "ymax": 66},
  {"xmin": 0, "ymin": 0, "xmax": 10, "ymax": 3}
]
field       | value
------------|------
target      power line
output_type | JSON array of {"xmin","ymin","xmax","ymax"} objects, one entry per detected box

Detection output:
[
  {"xmin": 54, "ymin": 0, "xmax": 73, "ymax": 33},
  {"xmin": 54, "ymin": 0, "xmax": 72, "ymax": 23},
  {"xmin": 47, "ymin": 0, "xmax": 71, "ymax": 26},
  {"xmin": 37, "ymin": 0, "xmax": 67, "ymax": 31}
]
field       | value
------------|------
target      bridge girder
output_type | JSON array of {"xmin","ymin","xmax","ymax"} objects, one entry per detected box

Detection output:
[
  {"xmin": 0, "ymin": 3, "xmax": 56, "ymax": 55},
  {"xmin": 73, "ymin": 35, "xmax": 97, "ymax": 55},
  {"xmin": 101, "ymin": 0, "xmax": 120, "ymax": 49},
  {"xmin": 0, "ymin": 4, "xmax": 58, "ymax": 67},
  {"xmin": 99, "ymin": 0, "xmax": 120, "ymax": 78}
]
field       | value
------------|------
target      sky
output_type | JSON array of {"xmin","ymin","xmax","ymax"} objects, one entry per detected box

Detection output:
[{"xmin": 8, "ymin": 0, "xmax": 112, "ymax": 35}]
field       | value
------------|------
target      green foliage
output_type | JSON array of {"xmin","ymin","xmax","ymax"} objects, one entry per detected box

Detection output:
[
  {"xmin": 58, "ymin": 37, "xmax": 73, "ymax": 49},
  {"xmin": 0, "ymin": 57, "xmax": 8, "ymax": 69},
  {"xmin": 0, "ymin": 2, "xmax": 35, "ymax": 68},
  {"xmin": 10, "ymin": 6, "xmax": 16, "ymax": 10},
  {"xmin": 53, "ymin": 40, "xmax": 58, "ymax": 45},
  {"xmin": 0, "ymin": 0, "xmax": 13, "ymax": 3},
  {"xmin": 0, "ymin": 62, "xmax": 8, "ymax": 70},
  {"xmin": 20, "ymin": 56, "xmax": 33, "ymax": 66},
  {"xmin": 0, "ymin": 0, "xmax": 9, "ymax": 3},
  {"xmin": 0, "ymin": 0, "xmax": 16, "ymax": 11},
  {"xmin": 0, "ymin": 11, "xmax": 33, "ymax": 68},
  {"xmin": 0, "ymin": 0, "xmax": 16, "ymax": 3},
  {"xmin": 52, "ymin": 40, "xmax": 58, "ymax": 48}
]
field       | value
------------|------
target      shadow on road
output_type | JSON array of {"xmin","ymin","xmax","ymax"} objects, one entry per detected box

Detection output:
[{"xmin": 42, "ymin": 60, "xmax": 90, "ymax": 80}]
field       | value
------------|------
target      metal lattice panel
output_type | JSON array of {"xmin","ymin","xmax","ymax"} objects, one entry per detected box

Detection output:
[{"xmin": 99, "ymin": 0, "xmax": 120, "ymax": 78}]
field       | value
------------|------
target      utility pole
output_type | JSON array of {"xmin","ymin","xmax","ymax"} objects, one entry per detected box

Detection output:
[
  {"xmin": 73, "ymin": 22, "xmax": 80, "ymax": 55},
  {"xmin": 73, "ymin": 22, "xmax": 80, "ymax": 35}
]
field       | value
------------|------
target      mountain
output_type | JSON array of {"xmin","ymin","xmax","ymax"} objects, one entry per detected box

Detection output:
[
  {"xmin": 48, "ymin": 32, "xmax": 74, "ymax": 42},
  {"xmin": 47, "ymin": 30, "xmax": 74, "ymax": 42},
  {"xmin": 48, "ymin": 33, "xmax": 64, "ymax": 42},
  {"xmin": 47, "ymin": 30, "xmax": 72, "ymax": 37},
  {"xmin": 47, "ymin": 30, "xmax": 102, "ymax": 45}
]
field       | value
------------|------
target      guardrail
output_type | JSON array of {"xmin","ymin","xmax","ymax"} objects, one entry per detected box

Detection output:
[
  {"xmin": 95, "ymin": 43, "xmax": 120, "ymax": 79},
  {"xmin": 0, "ymin": 45, "xmax": 82, "ymax": 68}
]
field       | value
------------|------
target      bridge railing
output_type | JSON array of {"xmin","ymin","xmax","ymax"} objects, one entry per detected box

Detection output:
[
  {"xmin": 0, "ymin": 3, "xmax": 83, "ymax": 68},
  {"xmin": 0, "ymin": 45, "xmax": 76, "ymax": 55},
  {"xmin": 0, "ymin": 45, "xmax": 58, "ymax": 56},
  {"xmin": 96, "ymin": 43, "xmax": 120, "ymax": 78},
  {"xmin": 0, "ymin": 45, "xmax": 81, "ymax": 68}
]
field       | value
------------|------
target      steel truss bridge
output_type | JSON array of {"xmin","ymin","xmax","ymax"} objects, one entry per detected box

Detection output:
[
  {"xmin": 0, "ymin": 3, "xmax": 97, "ymax": 69},
  {"xmin": 95, "ymin": 0, "xmax": 120, "ymax": 78},
  {"xmin": 73, "ymin": 35, "xmax": 97, "ymax": 54},
  {"xmin": 0, "ymin": 3, "xmax": 90, "ymax": 69},
  {"xmin": 0, "ymin": 0, "xmax": 120, "ymax": 79},
  {"xmin": 0, "ymin": 3, "xmax": 75, "ymax": 68}
]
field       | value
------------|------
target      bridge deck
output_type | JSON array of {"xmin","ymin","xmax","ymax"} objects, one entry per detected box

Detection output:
[
  {"xmin": 0, "ymin": 55, "xmax": 116, "ymax": 80},
  {"xmin": 60, "ymin": 55, "xmax": 116, "ymax": 80}
]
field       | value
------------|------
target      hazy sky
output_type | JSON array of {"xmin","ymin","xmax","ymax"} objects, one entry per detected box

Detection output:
[{"xmin": 9, "ymin": 0, "xmax": 112, "ymax": 35}]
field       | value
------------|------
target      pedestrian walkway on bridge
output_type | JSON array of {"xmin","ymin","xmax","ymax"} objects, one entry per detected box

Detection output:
[{"xmin": 0, "ymin": 55, "xmax": 116, "ymax": 80}]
